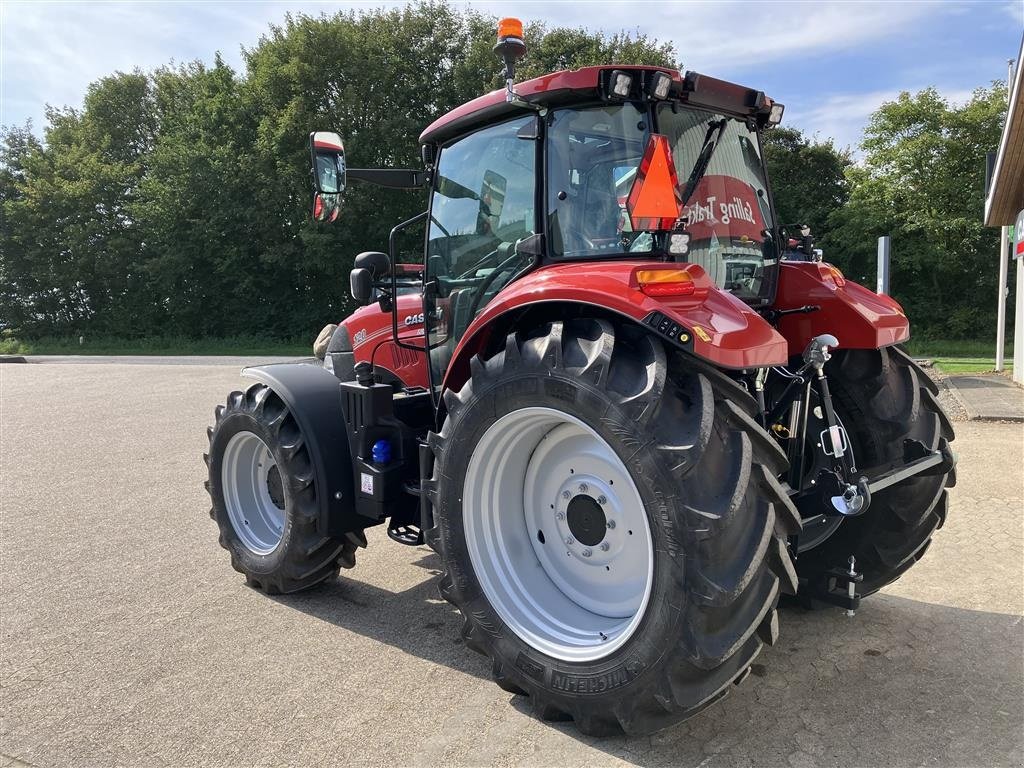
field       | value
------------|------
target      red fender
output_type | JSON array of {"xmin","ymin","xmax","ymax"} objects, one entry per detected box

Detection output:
[
  {"xmin": 441, "ymin": 260, "xmax": 787, "ymax": 393},
  {"xmin": 774, "ymin": 262, "xmax": 909, "ymax": 358}
]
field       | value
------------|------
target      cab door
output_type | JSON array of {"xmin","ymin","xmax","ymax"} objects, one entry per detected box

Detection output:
[{"xmin": 423, "ymin": 115, "xmax": 540, "ymax": 387}]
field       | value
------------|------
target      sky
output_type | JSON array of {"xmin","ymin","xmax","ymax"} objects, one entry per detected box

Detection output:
[{"xmin": 1, "ymin": 0, "xmax": 1022, "ymax": 152}]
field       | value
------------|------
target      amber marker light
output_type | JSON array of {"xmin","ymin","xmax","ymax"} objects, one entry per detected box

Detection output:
[
  {"xmin": 635, "ymin": 268, "xmax": 698, "ymax": 297},
  {"xmin": 825, "ymin": 264, "xmax": 846, "ymax": 287}
]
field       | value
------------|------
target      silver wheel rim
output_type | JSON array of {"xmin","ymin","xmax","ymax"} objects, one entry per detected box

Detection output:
[
  {"xmin": 222, "ymin": 431, "xmax": 286, "ymax": 555},
  {"xmin": 463, "ymin": 407, "xmax": 654, "ymax": 662}
]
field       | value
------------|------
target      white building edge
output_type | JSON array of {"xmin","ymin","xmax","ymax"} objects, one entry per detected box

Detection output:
[{"xmin": 984, "ymin": 35, "xmax": 1024, "ymax": 386}]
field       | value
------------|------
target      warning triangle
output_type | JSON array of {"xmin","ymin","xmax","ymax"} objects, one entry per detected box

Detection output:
[{"xmin": 627, "ymin": 134, "xmax": 682, "ymax": 231}]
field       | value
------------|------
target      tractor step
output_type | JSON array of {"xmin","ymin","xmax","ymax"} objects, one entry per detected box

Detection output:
[{"xmin": 387, "ymin": 523, "xmax": 424, "ymax": 546}]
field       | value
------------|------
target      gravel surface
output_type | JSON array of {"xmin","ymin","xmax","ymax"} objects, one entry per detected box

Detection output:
[
  {"xmin": 918, "ymin": 360, "xmax": 970, "ymax": 422},
  {"xmin": 1, "ymin": 363, "xmax": 1020, "ymax": 767}
]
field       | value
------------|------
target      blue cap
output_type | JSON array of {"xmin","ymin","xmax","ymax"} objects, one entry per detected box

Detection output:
[{"xmin": 371, "ymin": 439, "xmax": 391, "ymax": 465}]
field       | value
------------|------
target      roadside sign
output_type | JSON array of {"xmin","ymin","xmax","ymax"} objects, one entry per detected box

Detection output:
[{"xmin": 1016, "ymin": 209, "xmax": 1024, "ymax": 260}]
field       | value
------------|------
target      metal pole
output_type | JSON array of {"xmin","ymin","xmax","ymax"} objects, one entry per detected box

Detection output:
[
  {"xmin": 996, "ymin": 228, "xmax": 1010, "ymax": 371},
  {"xmin": 996, "ymin": 58, "xmax": 1014, "ymax": 372},
  {"xmin": 876, "ymin": 235, "xmax": 890, "ymax": 295}
]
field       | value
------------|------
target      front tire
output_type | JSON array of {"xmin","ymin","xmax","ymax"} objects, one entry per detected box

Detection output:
[
  {"xmin": 205, "ymin": 383, "xmax": 365, "ymax": 594},
  {"xmin": 427, "ymin": 319, "xmax": 800, "ymax": 735}
]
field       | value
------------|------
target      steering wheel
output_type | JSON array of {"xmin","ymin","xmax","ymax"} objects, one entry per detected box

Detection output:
[{"xmin": 464, "ymin": 252, "xmax": 528, "ymax": 320}]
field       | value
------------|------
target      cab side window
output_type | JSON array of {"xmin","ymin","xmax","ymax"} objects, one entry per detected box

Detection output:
[
  {"xmin": 426, "ymin": 117, "xmax": 538, "ymax": 375},
  {"xmin": 428, "ymin": 116, "xmax": 537, "ymax": 277}
]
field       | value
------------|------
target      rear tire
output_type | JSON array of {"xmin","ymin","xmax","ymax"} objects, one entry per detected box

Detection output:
[
  {"xmin": 205, "ymin": 383, "xmax": 365, "ymax": 594},
  {"xmin": 426, "ymin": 319, "xmax": 800, "ymax": 735},
  {"xmin": 794, "ymin": 346, "xmax": 955, "ymax": 596}
]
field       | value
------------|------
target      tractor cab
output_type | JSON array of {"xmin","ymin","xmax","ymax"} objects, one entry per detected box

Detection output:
[{"xmin": 310, "ymin": 23, "xmax": 789, "ymax": 392}]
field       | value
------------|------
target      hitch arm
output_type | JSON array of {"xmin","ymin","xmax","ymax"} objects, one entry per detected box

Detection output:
[{"xmin": 861, "ymin": 440, "xmax": 954, "ymax": 496}]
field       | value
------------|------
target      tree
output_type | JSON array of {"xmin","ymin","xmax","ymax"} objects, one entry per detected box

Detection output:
[
  {"xmin": 828, "ymin": 84, "xmax": 1008, "ymax": 339},
  {"xmin": 762, "ymin": 126, "xmax": 851, "ymax": 241},
  {"xmin": 0, "ymin": 2, "xmax": 676, "ymax": 340},
  {"xmin": 0, "ymin": 72, "xmax": 160, "ymax": 336}
]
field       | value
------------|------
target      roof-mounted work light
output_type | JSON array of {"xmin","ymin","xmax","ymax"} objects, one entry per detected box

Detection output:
[
  {"xmin": 494, "ymin": 18, "xmax": 527, "ymax": 103},
  {"xmin": 647, "ymin": 71, "xmax": 673, "ymax": 100},
  {"xmin": 768, "ymin": 102, "xmax": 785, "ymax": 125},
  {"xmin": 608, "ymin": 69, "xmax": 634, "ymax": 99}
]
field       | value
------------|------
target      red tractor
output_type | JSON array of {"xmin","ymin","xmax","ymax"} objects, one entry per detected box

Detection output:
[{"xmin": 205, "ymin": 20, "xmax": 955, "ymax": 736}]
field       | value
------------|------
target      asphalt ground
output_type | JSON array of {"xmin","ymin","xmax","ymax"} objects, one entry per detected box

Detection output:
[{"xmin": 1, "ymin": 362, "xmax": 1022, "ymax": 767}]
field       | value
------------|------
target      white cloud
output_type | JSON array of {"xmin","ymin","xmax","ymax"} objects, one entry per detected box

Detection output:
[
  {"xmin": 1, "ymin": 0, "xmax": 942, "ymax": 129},
  {"xmin": 0, "ymin": 1, "xmax": 293, "ymax": 127},
  {"xmin": 0, "ymin": 0, "xmax": 1005, "ymax": 145},
  {"xmin": 476, "ymin": 0, "xmax": 937, "ymax": 70},
  {"xmin": 786, "ymin": 86, "xmax": 978, "ymax": 154},
  {"xmin": 1004, "ymin": 0, "xmax": 1024, "ymax": 25}
]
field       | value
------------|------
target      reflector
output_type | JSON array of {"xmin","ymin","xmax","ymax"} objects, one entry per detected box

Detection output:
[{"xmin": 626, "ymin": 134, "xmax": 682, "ymax": 231}]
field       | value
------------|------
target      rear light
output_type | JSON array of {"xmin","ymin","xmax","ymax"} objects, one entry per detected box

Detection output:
[
  {"xmin": 636, "ymin": 268, "xmax": 698, "ymax": 297},
  {"xmin": 826, "ymin": 265, "xmax": 846, "ymax": 287}
]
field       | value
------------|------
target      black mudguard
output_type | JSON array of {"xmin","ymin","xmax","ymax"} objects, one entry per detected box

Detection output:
[{"xmin": 241, "ymin": 362, "xmax": 364, "ymax": 537}]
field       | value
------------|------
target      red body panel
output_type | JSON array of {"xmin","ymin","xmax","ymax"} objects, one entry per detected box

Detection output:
[
  {"xmin": 440, "ymin": 261, "xmax": 788, "ymax": 392},
  {"xmin": 339, "ymin": 262, "xmax": 907, "ymax": 391},
  {"xmin": 774, "ymin": 262, "xmax": 909, "ymax": 358},
  {"xmin": 342, "ymin": 295, "xmax": 430, "ymax": 389}
]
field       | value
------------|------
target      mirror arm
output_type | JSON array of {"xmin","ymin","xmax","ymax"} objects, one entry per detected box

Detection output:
[{"xmin": 348, "ymin": 168, "xmax": 429, "ymax": 189}]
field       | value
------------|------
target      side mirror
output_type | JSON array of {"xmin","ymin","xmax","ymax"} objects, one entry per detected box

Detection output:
[
  {"xmin": 350, "ymin": 268, "xmax": 373, "ymax": 304},
  {"xmin": 350, "ymin": 252, "xmax": 391, "ymax": 306},
  {"xmin": 309, "ymin": 131, "xmax": 346, "ymax": 220}
]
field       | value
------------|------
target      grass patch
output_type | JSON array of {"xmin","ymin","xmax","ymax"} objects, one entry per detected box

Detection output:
[
  {"xmin": 10, "ymin": 335, "xmax": 309, "ymax": 356},
  {"xmin": 905, "ymin": 339, "xmax": 1015, "ymax": 375},
  {"xmin": 933, "ymin": 357, "xmax": 1014, "ymax": 375},
  {"xmin": 904, "ymin": 339, "xmax": 1013, "ymax": 358}
]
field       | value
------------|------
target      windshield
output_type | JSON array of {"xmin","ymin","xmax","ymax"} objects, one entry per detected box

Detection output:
[{"xmin": 545, "ymin": 103, "xmax": 778, "ymax": 303}]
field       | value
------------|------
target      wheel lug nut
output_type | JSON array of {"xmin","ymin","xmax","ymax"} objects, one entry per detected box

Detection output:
[
  {"xmin": 582, "ymin": 548, "xmax": 592, "ymax": 557},
  {"xmin": 600, "ymin": 542, "xmax": 610, "ymax": 551},
  {"xmin": 555, "ymin": 511, "xmax": 565, "ymax": 520},
  {"xmin": 606, "ymin": 520, "xmax": 616, "ymax": 529},
  {"xmin": 565, "ymin": 536, "xmax": 575, "ymax": 546},
  {"xmin": 578, "ymin": 483, "xmax": 588, "ymax": 493},
  {"xmin": 597, "ymin": 495, "xmax": 607, "ymax": 505},
  {"xmin": 562, "ymin": 490, "xmax": 572, "ymax": 500}
]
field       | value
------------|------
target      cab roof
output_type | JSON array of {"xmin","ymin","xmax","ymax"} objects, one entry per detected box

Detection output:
[{"xmin": 418, "ymin": 65, "xmax": 777, "ymax": 146}]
